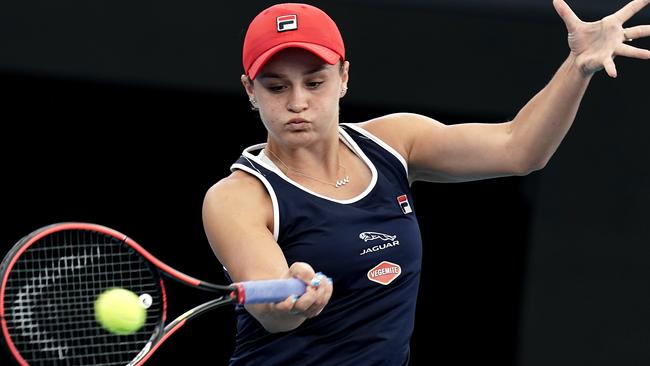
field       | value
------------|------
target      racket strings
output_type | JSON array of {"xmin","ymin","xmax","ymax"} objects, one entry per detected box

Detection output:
[{"xmin": 3, "ymin": 229, "xmax": 164, "ymax": 365}]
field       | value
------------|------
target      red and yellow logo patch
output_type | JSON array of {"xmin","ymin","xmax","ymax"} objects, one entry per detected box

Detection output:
[{"xmin": 367, "ymin": 261, "xmax": 401, "ymax": 285}]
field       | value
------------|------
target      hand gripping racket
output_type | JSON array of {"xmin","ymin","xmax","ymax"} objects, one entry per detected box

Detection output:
[{"xmin": 0, "ymin": 222, "xmax": 307, "ymax": 365}]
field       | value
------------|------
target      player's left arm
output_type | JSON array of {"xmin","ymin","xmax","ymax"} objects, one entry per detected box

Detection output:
[
  {"xmin": 360, "ymin": 0, "xmax": 650, "ymax": 183},
  {"xmin": 362, "ymin": 53, "xmax": 592, "ymax": 183}
]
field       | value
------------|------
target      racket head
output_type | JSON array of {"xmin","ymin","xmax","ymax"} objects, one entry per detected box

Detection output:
[{"xmin": 0, "ymin": 222, "xmax": 166, "ymax": 366}]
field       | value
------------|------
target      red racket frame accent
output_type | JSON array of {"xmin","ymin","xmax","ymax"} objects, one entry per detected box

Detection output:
[{"xmin": 0, "ymin": 222, "xmax": 207, "ymax": 366}]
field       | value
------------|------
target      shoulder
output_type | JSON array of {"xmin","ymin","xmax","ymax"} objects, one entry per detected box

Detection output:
[
  {"xmin": 202, "ymin": 170, "xmax": 273, "ymax": 230},
  {"xmin": 202, "ymin": 171, "xmax": 288, "ymax": 285},
  {"xmin": 356, "ymin": 112, "xmax": 444, "ymax": 135},
  {"xmin": 351, "ymin": 113, "xmax": 446, "ymax": 161}
]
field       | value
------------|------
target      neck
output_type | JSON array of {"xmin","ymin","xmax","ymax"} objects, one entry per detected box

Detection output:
[
  {"xmin": 265, "ymin": 131, "xmax": 342, "ymax": 177},
  {"xmin": 265, "ymin": 139, "xmax": 350, "ymax": 188}
]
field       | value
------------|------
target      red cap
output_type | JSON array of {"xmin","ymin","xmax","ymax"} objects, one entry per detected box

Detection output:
[{"xmin": 242, "ymin": 3, "xmax": 345, "ymax": 80}]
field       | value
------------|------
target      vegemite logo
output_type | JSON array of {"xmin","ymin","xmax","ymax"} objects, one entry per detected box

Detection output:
[{"xmin": 367, "ymin": 261, "xmax": 401, "ymax": 285}]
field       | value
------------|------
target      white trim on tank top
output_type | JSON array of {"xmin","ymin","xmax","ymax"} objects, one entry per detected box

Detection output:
[
  {"xmin": 230, "ymin": 163, "xmax": 281, "ymax": 241},
  {"xmin": 239, "ymin": 126, "xmax": 378, "ymax": 205},
  {"xmin": 340, "ymin": 123, "xmax": 409, "ymax": 179}
]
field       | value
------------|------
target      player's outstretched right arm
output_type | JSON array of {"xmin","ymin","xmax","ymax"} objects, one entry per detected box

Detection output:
[{"xmin": 202, "ymin": 171, "xmax": 332, "ymax": 332}]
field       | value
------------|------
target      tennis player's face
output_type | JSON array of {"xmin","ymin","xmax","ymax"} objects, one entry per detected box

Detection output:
[{"xmin": 245, "ymin": 48, "xmax": 348, "ymax": 146}]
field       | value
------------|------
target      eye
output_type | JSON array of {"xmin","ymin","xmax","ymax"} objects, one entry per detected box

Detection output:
[
  {"xmin": 306, "ymin": 81, "xmax": 324, "ymax": 89},
  {"xmin": 267, "ymin": 85, "xmax": 286, "ymax": 92}
]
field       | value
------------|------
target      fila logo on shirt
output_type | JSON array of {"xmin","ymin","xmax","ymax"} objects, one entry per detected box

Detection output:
[
  {"xmin": 277, "ymin": 15, "xmax": 298, "ymax": 32},
  {"xmin": 397, "ymin": 194, "xmax": 412, "ymax": 214},
  {"xmin": 358, "ymin": 232, "xmax": 400, "ymax": 256}
]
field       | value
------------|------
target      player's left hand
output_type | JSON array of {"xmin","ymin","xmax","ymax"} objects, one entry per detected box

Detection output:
[{"xmin": 553, "ymin": 0, "xmax": 650, "ymax": 77}]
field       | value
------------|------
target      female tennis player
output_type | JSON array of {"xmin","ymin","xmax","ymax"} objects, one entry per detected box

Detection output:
[{"xmin": 202, "ymin": 2, "xmax": 650, "ymax": 365}]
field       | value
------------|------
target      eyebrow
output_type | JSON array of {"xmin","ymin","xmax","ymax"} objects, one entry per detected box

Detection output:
[{"xmin": 258, "ymin": 64, "xmax": 328, "ymax": 80}]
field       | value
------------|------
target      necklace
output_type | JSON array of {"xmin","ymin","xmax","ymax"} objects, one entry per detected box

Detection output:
[{"xmin": 266, "ymin": 148, "xmax": 350, "ymax": 188}]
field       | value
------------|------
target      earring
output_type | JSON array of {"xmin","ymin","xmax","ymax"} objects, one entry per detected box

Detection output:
[
  {"xmin": 340, "ymin": 87, "xmax": 347, "ymax": 97},
  {"xmin": 249, "ymin": 97, "xmax": 259, "ymax": 111}
]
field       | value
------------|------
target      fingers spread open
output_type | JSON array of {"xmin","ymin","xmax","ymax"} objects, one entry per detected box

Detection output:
[
  {"xmin": 603, "ymin": 58, "xmax": 618, "ymax": 78},
  {"xmin": 553, "ymin": 0, "xmax": 581, "ymax": 33},
  {"xmin": 617, "ymin": 44, "xmax": 650, "ymax": 59},
  {"xmin": 614, "ymin": 0, "xmax": 650, "ymax": 23},
  {"xmin": 624, "ymin": 25, "xmax": 650, "ymax": 40}
]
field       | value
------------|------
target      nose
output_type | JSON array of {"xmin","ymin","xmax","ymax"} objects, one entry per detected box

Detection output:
[{"xmin": 286, "ymin": 87, "xmax": 308, "ymax": 113}]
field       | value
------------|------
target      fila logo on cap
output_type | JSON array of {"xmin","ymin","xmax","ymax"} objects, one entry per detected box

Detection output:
[
  {"xmin": 397, "ymin": 195, "xmax": 412, "ymax": 214},
  {"xmin": 277, "ymin": 14, "xmax": 298, "ymax": 32}
]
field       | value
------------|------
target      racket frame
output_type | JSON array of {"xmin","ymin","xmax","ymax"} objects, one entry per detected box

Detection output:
[{"xmin": 0, "ymin": 222, "xmax": 241, "ymax": 366}]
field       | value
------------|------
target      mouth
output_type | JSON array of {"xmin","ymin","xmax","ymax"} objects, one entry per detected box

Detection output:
[{"xmin": 287, "ymin": 118, "xmax": 309, "ymax": 125}]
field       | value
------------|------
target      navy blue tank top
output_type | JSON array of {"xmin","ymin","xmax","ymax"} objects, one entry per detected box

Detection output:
[{"xmin": 228, "ymin": 123, "xmax": 422, "ymax": 365}]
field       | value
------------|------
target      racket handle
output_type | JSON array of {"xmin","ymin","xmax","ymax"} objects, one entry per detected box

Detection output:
[{"xmin": 234, "ymin": 278, "xmax": 307, "ymax": 304}]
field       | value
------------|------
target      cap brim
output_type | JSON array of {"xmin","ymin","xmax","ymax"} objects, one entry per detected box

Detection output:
[{"xmin": 248, "ymin": 42, "xmax": 341, "ymax": 80}]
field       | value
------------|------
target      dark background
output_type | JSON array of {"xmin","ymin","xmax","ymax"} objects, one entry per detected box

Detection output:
[{"xmin": 1, "ymin": 1, "xmax": 649, "ymax": 365}]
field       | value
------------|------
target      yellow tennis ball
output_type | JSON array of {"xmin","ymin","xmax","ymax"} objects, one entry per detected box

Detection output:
[{"xmin": 94, "ymin": 288, "xmax": 146, "ymax": 335}]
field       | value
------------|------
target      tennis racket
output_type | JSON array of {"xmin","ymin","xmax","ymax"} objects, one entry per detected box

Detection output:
[{"xmin": 0, "ymin": 222, "xmax": 307, "ymax": 365}]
